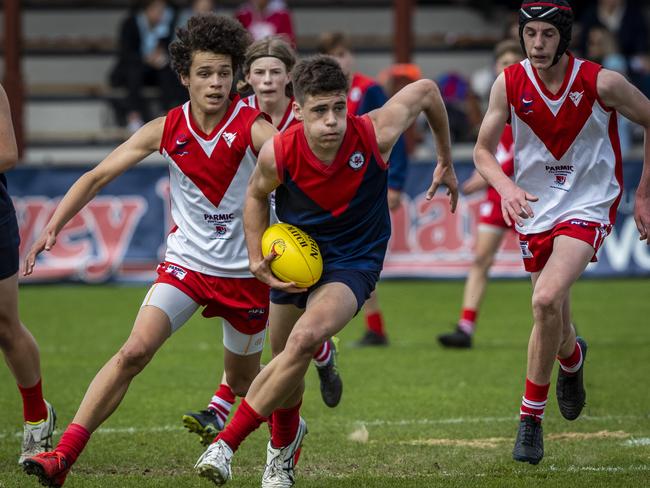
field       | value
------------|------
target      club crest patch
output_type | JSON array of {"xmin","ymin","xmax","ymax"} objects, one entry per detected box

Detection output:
[{"xmin": 348, "ymin": 151, "xmax": 365, "ymax": 170}]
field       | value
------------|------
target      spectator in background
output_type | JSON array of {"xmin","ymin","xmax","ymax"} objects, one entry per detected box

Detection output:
[
  {"xmin": 175, "ymin": 0, "xmax": 218, "ymax": 30},
  {"xmin": 318, "ymin": 31, "xmax": 409, "ymax": 347},
  {"xmin": 109, "ymin": 0, "xmax": 186, "ymax": 133},
  {"xmin": 378, "ymin": 63, "xmax": 424, "ymax": 156},
  {"xmin": 436, "ymin": 72, "xmax": 482, "ymax": 142},
  {"xmin": 585, "ymin": 23, "xmax": 633, "ymax": 157},
  {"xmin": 235, "ymin": 0, "xmax": 295, "ymax": 46},
  {"xmin": 578, "ymin": 0, "xmax": 650, "ymax": 95},
  {"xmin": 471, "ymin": 39, "xmax": 523, "ymax": 112}
]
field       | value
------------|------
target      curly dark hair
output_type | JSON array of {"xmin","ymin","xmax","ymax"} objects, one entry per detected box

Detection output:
[
  {"xmin": 169, "ymin": 14, "xmax": 251, "ymax": 78},
  {"xmin": 292, "ymin": 55, "xmax": 348, "ymax": 104}
]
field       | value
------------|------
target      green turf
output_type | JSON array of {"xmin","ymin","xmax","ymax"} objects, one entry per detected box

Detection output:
[{"xmin": 1, "ymin": 279, "xmax": 649, "ymax": 487}]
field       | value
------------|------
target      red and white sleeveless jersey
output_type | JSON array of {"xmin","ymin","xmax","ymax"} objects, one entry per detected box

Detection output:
[
  {"xmin": 505, "ymin": 55, "xmax": 623, "ymax": 234},
  {"xmin": 159, "ymin": 98, "xmax": 263, "ymax": 277},
  {"xmin": 243, "ymin": 94, "xmax": 297, "ymax": 132}
]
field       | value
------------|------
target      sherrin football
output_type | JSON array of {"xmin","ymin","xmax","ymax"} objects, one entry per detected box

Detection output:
[{"xmin": 261, "ymin": 223, "xmax": 323, "ymax": 288}]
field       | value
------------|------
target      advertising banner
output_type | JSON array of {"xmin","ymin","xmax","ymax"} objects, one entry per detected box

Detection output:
[{"xmin": 7, "ymin": 161, "xmax": 649, "ymax": 283}]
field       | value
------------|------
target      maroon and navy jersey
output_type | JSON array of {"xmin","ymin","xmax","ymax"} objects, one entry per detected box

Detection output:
[
  {"xmin": 505, "ymin": 55, "xmax": 623, "ymax": 234},
  {"xmin": 273, "ymin": 114, "xmax": 390, "ymax": 272},
  {"xmin": 159, "ymin": 97, "xmax": 264, "ymax": 277}
]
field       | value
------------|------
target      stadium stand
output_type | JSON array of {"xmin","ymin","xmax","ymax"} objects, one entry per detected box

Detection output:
[{"xmin": 0, "ymin": 0, "xmax": 505, "ymax": 158}]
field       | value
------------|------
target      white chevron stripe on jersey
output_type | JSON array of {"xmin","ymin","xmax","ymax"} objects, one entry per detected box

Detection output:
[
  {"xmin": 511, "ymin": 99, "xmax": 620, "ymax": 235},
  {"xmin": 162, "ymin": 146, "xmax": 258, "ymax": 277},
  {"xmin": 182, "ymin": 100, "xmax": 248, "ymax": 158},
  {"xmin": 521, "ymin": 58, "xmax": 583, "ymax": 117}
]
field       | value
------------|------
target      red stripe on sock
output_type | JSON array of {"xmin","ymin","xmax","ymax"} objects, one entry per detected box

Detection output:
[
  {"xmin": 312, "ymin": 340, "xmax": 330, "ymax": 362},
  {"xmin": 56, "ymin": 423, "xmax": 91, "ymax": 466},
  {"xmin": 557, "ymin": 341, "xmax": 582, "ymax": 372},
  {"xmin": 520, "ymin": 378, "xmax": 549, "ymax": 421},
  {"xmin": 271, "ymin": 401, "xmax": 301, "ymax": 449},
  {"xmin": 461, "ymin": 308, "xmax": 477, "ymax": 325},
  {"xmin": 215, "ymin": 383, "xmax": 237, "ymax": 403},
  {"xmin": 17, "ymin": 379, "xmax": 47, "ymax": 423},
  {"xmin": 216, "ymin": 399, "xmax": 266, "ymax": 452},
  {"xmin": 366, "ymin": 312, "xmax": 385, "ymax": 336}
]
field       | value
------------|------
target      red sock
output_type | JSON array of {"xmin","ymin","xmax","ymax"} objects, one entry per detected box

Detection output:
[
  {"xmin": 458, "ymin": 308, "xmax": 477, "ymax": 334},
  {"xmin": 56, "ymin": 423, "xmax": 91, "ymax": 466},
  {"xmin": 18, "ymin": 379, "xmax": 48, "ymax": 423},
  {"xmin": 312, "ymin": 340, "xmax": 331, "ymax": 366},
  {"xmin": 520, "ymin": 378, "xmax": 550, "ymax": 422},
  {"xmin": 217, "ymin": 399, "xmax": 266, "ymax": 453},
  {"xmin": 558, "ymin": 340, "xmax": 583, "ymax": 374},
  {"xmin": 209, "ymin": 384, "xmax": 237, "ymax": 428},
  {"xmin": 271, "ymin": 401, "xmax": 301, "ymax": 449},
  {"xmin": 366, "ymin": 312, "xmax": 385, "ymax": 336}
]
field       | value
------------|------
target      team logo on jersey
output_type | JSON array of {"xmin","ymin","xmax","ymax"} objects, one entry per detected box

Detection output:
[
  {"xmin": 520, "ymin": 93, "xmax": 534, "ymax": 114},
  {"xmin": 546, "ymin": 164, "xmax": 574, "ymax": 191},
  {"xmin": 165, "ymin": 263, "xmax": 187, "ymax": 280},
  {"xmin": 215, "ymin": 224, "xmax": 228, "ymax": 236},
  {"xmin": 519, "ymin": 240, "xmax": 533, "ymax": 259},
  {"xmin": 569, "ymin": 91, "xmax": 584, "ymax": 107},
  {"xmin": 223, "ymin": 131, "xmax": 237, "ymax": 148},
  {"xmin": 348, "ymin": 151, "xmax": 365, "ymax": 170},
  {"xmin": 350, "ymin": 86, "xmax": 362, "ymax": 102}
]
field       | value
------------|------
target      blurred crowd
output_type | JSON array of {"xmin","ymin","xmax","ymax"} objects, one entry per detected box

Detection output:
[{"xmin": 110, "ymin": 0, "xmax": 650, "ymax": 159}]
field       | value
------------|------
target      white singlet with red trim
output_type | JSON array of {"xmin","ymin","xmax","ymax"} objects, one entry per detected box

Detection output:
[
  {"xmin": 504, "ymin": 55, "xmax": 623, "ymax": 234},
  {"xmin": 244, "ymin": 94, "xmax": 297, "ymax": 132},
  {"xmin": 159, "ymin": 98, "xmax": 263, "ymax": 277}
]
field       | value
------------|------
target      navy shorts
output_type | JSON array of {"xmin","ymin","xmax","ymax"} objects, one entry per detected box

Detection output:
[
  {"xmin": 0, "ymin": 212, "xmax": 20, "ymax": 280},
  {"xmin": 270, "ymin": 268, "xmax": 380, "ymax": 314}
]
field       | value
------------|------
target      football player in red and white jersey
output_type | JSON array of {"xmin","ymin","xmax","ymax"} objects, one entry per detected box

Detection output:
[
  {"xmin": 475, "ymin": 0, "xmax": 650, "ymax": 465},
  {"xmin": 21, "ymin": 15, "xmax": 279, "ymax": 487},
  {"xmin": 438, "ymin": 40, "xmax": 523, "ymax": 348},
  {"xmin": 183, "ymin": 36, "xmax": 343, "ymax": 446}
]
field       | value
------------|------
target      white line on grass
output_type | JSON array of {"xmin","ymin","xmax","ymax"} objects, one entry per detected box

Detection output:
[
  {"xmin": 0, "ymin": 414, "xmax": 647, "ymax": 439},
  {"xmin": 624, "ymin": 437, "xmax": 650, "ymax": 446}
]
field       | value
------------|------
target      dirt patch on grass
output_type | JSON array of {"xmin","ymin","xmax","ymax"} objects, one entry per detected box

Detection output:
[
  {"xmin": 403, "ymin": 430, "xmax": 630, "ymax": 449},
  {"xmin": 547, "ymin": 430, "xmax": 629, "ymax": 441}
]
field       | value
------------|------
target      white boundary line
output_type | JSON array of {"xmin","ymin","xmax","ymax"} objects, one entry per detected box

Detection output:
[{"xmin": 1, "ymin": 414, "xmax": 648, "ymax": 439}]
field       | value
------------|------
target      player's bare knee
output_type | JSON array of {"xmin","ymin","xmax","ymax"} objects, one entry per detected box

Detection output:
[
  {"xmin": 116, "ymin": 341, "xmax": 154, "ymax": 375},
  {"xmin": 532, "ymin": 289, "xmax": 562, "ymax": 319},
  {"xmin": 473, "ymin": 253, "xmax": 494, "ymax": 271},
  {"xmin": 285, "ymin": 328, "xmax": 320, "ymax": 361}
]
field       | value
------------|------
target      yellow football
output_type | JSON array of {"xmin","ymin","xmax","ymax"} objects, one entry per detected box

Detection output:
[{"xmin": 261, "ymin": 223, "xmax": 323, "ymax": 288}]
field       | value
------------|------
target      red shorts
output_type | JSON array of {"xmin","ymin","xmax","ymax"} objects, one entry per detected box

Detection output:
[
  {"xmin": 517, "ymin": 220, "xmax": 611, "ymax": 273},
  {"xmin": 478, "ymin": 197, "xmax": 510, "ymax": 229},
  {"xmin": 155, "ymin": 261, "xmax": 270, "ymax": 335}
]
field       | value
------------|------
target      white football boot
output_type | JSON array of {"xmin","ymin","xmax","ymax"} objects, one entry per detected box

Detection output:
[
  {"xmin": 262, "ymin": 417, "xmax": 308, "ymax": 488},
  {"xmin": 19, "ymin": 400, "xmax": 56, "ymax": 465},
  {"xmin": 195, "ymin": 438, "xmax": 233, "ymax": 485}
]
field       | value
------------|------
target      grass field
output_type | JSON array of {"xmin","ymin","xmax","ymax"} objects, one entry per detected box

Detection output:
[{"xmin": 1, "ymin": 279, "xmax": 649, "ymax": 487}]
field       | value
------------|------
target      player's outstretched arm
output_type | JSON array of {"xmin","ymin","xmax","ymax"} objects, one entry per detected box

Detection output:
[
  {"xmin": 23, "ymin": 118, "xmax": 164, "ymax": 275},
  {"xmin": 598, "ymin": 69, "xmax": 650, "ymax": 243},
  {"xmin": 475, "ymin": 74, "xmax": 537, "ymax": 227},
  {"xmin": 0, "ymin": 84, "xmax": 18, "ymax": 172},
  {"xmin": 369, "ymin": 78, "xmax": 458, "ymax": 211},
  {"xmin": 244, "ymin": 138, "xmax": 305, "ymax": 292}
]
